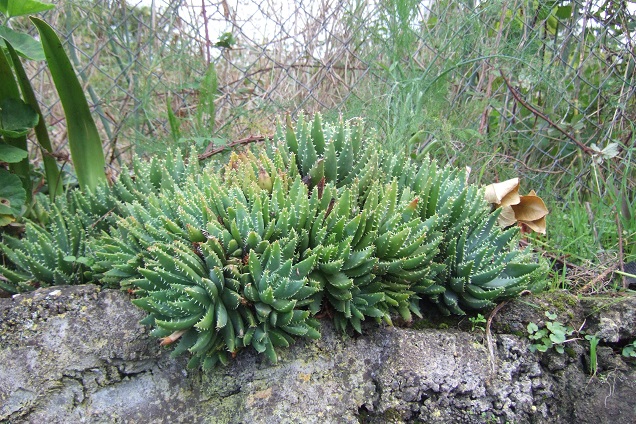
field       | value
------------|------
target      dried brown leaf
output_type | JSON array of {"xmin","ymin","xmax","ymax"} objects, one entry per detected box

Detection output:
[
  {"xmin": 520, "ymin": 216, "xmax": 547, "ymax": 234},
  {"xmin": 497, "ymin": 205, "xmax": 518, "ymax": 227},
  {"xmin": 484, "ymin": 178, "xmax": 520, "ymax": 206},
  {"xmin": 511, "ymin": 195, "xmax": 549, "ymax": 221},
  {"xmin": 484, "ymin": 179, "xmax": 548, "ymax": 235}
]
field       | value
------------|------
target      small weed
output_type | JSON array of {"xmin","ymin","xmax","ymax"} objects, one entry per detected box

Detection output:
[
  {"xmin": 527, "ymin": 311, "xmax": 579, "ymax": 354},
  {"xmin": 479, "ymin": 411, "xmax": 499, "ymax": 424},
  {"xmin": 468, "ymin": 313, "xmax": 487, "ymax": 332},
  {"xmin": 585, "ymin": 334, "xmax": 599, "ymax": 376},
  {"xmin": 622, "ymin": 340, "xmax": 636, "ymax": 358},
  {"xmin": 527, "ymin": 312, "xmax": 605, "ymax": 377}
]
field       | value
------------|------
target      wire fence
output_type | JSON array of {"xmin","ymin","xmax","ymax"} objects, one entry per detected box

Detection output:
[
  {"xmin": 25, "ymin": 0, "xmax": 635, "ymax": 202},
  {"xmin": 29, "ymin": 0, "xmax": 384, "ymax": 163}
]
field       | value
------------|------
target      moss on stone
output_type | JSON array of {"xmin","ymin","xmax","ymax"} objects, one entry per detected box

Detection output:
[
  {"xmin": 411, "ymin": 318, "xmax": 436, "ymax": 330},
  {"xmin": 381, "ymin": 407, "xmax": 405, "ymax": 422},
  {"xmin": 543, "ymin": 291, "xmax": 578, "ymax": 320}
]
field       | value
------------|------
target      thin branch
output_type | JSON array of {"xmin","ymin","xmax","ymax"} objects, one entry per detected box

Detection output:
[
  {"xmin": 499, "ymin": 70, "xmax": 594, "ymax": 155},
  {"xmin": 579, "ymin": 263, "xmax": 618, "ymax": 293},
  {"xmin": 485, "ymin": 299, "xmax": 509, "ymax": 374},
  {"xmin": 198, "ymin": 134, "xmax": 274, "ymax": 161},
  {"xmin": 493, "ymin": 152, "xmax": 564, "ymax": 174},
  {"xmin": 615, "ymin": 212, "xmax": 627, "ymax": 289},
  {"xmin": 225, "ymin": 63, "xmax": 370, "ymax": 87},
  {"xmin": 584, "ymin": 201, "xmax": 601, "ymax": 250}
]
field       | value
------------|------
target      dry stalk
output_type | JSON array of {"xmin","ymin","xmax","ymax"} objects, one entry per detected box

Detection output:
[
  {"xmin": 485, "ymin": 300, "xmax": 509, "ymax": 374},
  {"xmin": 579, "ymin": 263, "xmax": 619, "ymax": 294},
  {"xmin": 499, "ymin": 71, "xmax": 594, "ymax": 155},
  {"xmin": 198, "ymin": 134, "xmax": 273, "ymax": 160}
]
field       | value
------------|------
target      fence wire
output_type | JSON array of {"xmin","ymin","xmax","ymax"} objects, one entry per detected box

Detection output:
[{"xmin": 23, "ymin": 0, "xmax": 635, "ymax": 201}]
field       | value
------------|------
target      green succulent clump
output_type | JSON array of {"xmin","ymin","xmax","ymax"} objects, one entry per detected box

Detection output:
[
  {"xmin": 0, "ymin": 200, "xmax": 91, "ymax": 292},
  {"xmin": 92, "ymin": 166, "xmax": 327, "ymax": 368},
  {"xmin": 90, "ymin": 151, "xmax": 436, "ymax": 366},
  {"xmin": 0, "ymin": 154, "xmax": 200, "ymax": 292},
  {"xmin": 267, "ymin": 114, "xmax": 543, "ymax": 315},
  {"xmin": 0, "ymin": 113, "xmax": 545, "ymax": 368}
]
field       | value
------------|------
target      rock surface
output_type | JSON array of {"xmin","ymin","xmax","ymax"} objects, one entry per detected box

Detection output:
[{"xmin": 1, "ymin": 285, "xmax": 634, "ymax": 423}]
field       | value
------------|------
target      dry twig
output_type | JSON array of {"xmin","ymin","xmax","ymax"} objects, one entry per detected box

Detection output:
[
  {"xmin": 485, "ymin": 299, "xmax": 509, "ymax": 374},
  {"xmin": 198, "ymin": 134, "xmax": 273, "ymax": 160},
  {"xmin": 579, "ymin": 263, "xmax": 619, "ymax": 294},
  {"xmin": 499, "ymin": 70, "xmax": 594, "ymax": 155}
]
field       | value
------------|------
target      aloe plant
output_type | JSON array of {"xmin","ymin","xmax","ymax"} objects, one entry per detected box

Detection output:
[
  {"xmin": 0, "ymin": 199, "xmax": 91, "ymax": 293},
  {"xmin": 269, "ymin": 114, "xmax": 545, "ymax": 314},
  {"xmin": 130, "ymin": 235, "xmax": 322, "ymax": 370},
  {"xmin": 0, "ymin": 113, "xmax": 545, "ymax": 368},
  {"xmin": 91, "ymin": 167, "xmax": 330, "ymax": 367},
  {"xmin": 0, "ymin": 149, "xmax": 200, "ymax": 292}
]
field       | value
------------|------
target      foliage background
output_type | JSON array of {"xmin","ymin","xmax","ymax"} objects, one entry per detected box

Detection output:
[{"xmin": 15, "ymin": 0, "xmax": 636, "ymax": 289}]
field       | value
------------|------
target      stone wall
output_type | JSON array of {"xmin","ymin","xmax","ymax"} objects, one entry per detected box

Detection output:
[{"xmin": 1, "ymin": 285, "xmax": 634, "ymax": 423}]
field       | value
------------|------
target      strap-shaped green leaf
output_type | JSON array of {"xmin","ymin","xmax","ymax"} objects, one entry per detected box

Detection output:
[{"xmin": 31, "ymin": 17, "xmax": 106, "ymax": 192}]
